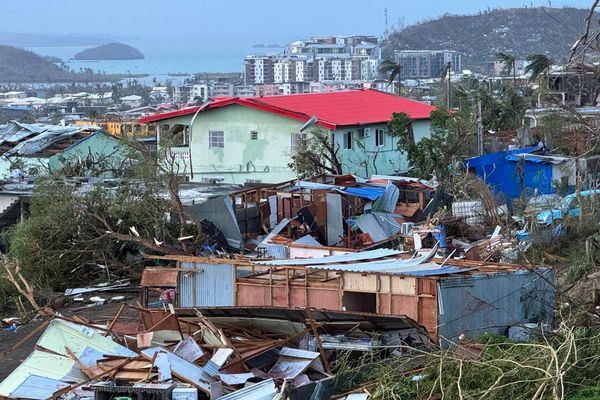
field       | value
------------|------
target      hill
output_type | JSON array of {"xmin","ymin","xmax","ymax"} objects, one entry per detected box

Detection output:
[
  {"xmin": 74, "ymin": 42, "xmax": 144, "ymax": 60},
  {"xmin": 0, "ymin": 45, "xmax": 73, "ymax": 82},
  {"xmin": 384, "ymin": 7, "xmax": 596, "ymax": 68}
]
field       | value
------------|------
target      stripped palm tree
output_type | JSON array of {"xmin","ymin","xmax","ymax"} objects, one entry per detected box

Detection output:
[
  {"xmin": 525, "ymin": 54, "xmax": 554, "ymax": 81},
  {"xmin": 496, "ymin": 52, "xmax": 516, "ymax": 85},
  {"xmin": 525, "ymin": 54, "xmax": 554, "ymax": 107},
  {"xmin": 379, "ymin": 59, "xmax": 402, "ymax": 95},
  {"xmin": 440, "ymin": 61, "xmax": 452, "ymax": 109}
]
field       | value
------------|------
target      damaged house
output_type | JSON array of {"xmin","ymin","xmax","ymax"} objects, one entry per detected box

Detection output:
[
  {"xmin": 0, "ymin": 120, "xmax": 125, "ymax": 179},
  {"xmin": 145, "ymin": 248, "xmax": 555, "ymax": 345}
]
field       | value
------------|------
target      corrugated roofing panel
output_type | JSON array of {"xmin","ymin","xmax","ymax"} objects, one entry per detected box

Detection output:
[
  {"xmin": 380, "ymin": 182, "xmax": 400, "ymax": 213},
  {"xmin": 355, "ymin": 213, "xmax": 388, "ymax": 242},
  {"xmin": 342, "ymin": 187, "xmax": 385, "ymax": 200},
  {"xmin": 266, "ymin": 244, "xmax": 290, "ymax": 259},
  {"xmin": 253, "ymin": 248, "xmax": 401, "ymax": 266},
  {"xmin": 219, "ymin": 378, "xmax": 277, "ymax": 400},
  {"xmin": 291, "ymin": 235, "xmax": 322, "ymax": 247},
  {"xmin": 0, "ymin": 350, "xmax": 86, "ymax": 399},
  {"xmin": 179, "ymin": 262, "xmax": 235, "ymax": 307}
]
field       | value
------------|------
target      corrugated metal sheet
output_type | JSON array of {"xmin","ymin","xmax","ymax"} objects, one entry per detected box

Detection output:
[
  {"xmin": 8, "ymin": 374, "xmax": 69, "ymax": 400},
  {"xmin": 380, "ymin": 182, "xmax": 400, "ymax": 213},
  {"xmin": 326, "ymin": 193, "xmax": 344, "ymax": 246},
  {"xmin": 261, "ymin": 218, "xmax": 290, "ymax": 245},
  {"xmin": 179, "ymin": 262, "xmax": 235, "ymax": 307},
  {"xmin": 0, "ymin": 121, "xmax": 101, "ymax": 156},
  {"xmin": 266, "ymin": 244, "xmax": 289, "ymax": 259},
  {"xmin": 295, "ymin": 181, "xmax": 344, "ymax": 190},
  {"xmin": 186, "ymin": 196, "xmax": 242, "ymax": 250},
  {"xmin": 142, "ymin": 348, "xmax": 211, "ymax": 393},
  {"xmin": 355, "ymin": 213, "xmax": 389, "ymax": 242},
  {"xmin": 141, "ymin": 267, "xmax": 178, "ymax": 287},
  {"xmin": 254, "ymin": 248, "xmax": 401, "ymax": 266},
  {"xmin": 219, "ymin": 378, "xmax": 277, "ymax": 400},
  {"xmin": 342, "ymin": 186, "xmax": 385, "ymax": 200},
  {"xmin": 371, "ymin": 212, "xmax": 403, "ymax": 237},
  {"xmin": 0, "ymin": 350, "xmax": 85, "ymax": 399},
  {"xmin": 437, "ymin": 268, "xmax": 556, "ymax": 344},
  {"xmin": 291, "ymin": 235, "xmax": 322, "ymax": 247},
  {"xmin": 268, "ymin": 195, "xmax": 277, "ymax": 229}
]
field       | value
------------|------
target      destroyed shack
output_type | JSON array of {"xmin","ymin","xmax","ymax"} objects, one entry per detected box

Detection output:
[
  {"xmin": 215, "ymin": 175, "xmax": 435, "ymax": 253},
  {"xmin": 146, "ymin": 247, "xmax": 555, "ymax": 345}
]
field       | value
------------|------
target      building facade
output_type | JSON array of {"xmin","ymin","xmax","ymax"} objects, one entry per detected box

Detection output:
[
  {"xmin": 395, "ymin": 50, "xmax": 462, "ymax": 79},
  {"xmin": 139, "ymin": 90, "xmax": 436, "ymax": 184}
]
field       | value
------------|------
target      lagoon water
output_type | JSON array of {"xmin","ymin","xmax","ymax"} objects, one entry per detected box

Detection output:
[{"xmin": 27, "ymin": 36, "xmax": 286, "ymax": 83}]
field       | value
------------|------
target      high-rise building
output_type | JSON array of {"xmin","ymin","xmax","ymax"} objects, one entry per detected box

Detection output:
[
  {"xmin": 395, "ymin": 50, "xmax": 462, "ymax": 79},
  {"xmin": 245, "ymin": 35, "xmax": 381, "ymax": 85}
]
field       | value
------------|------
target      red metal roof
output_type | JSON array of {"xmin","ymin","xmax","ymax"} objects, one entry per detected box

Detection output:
[{"xmin": 139, "ymin": 89, "xmax": 436, "ymax": 129}]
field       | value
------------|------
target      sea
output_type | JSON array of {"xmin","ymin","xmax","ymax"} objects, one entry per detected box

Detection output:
[{"xmin": 27, "ymin": 36, "xmax": 286, "ymax": 86}]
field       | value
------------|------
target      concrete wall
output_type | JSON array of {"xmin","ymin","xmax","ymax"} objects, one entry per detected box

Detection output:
[
  {"xmin": 333, "ymin": 120, "xmax": 432, "ymax": 176},
  {"xmin": 166, "ymin": 105, "xmax": 305, "ymax": 184},
  {"xmin": 163, "ymin": 106, "xmax": 432, "ymax": 183}
]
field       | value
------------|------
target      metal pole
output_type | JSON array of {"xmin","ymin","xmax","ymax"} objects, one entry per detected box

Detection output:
[{"xmin": 477, "ymin": 99, "xmax": 484, "ymax": 155}]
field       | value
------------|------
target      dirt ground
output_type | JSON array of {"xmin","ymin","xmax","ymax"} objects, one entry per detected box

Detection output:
[{"xmin": 0, "ymin": 296, "xmax": 138, "ymax": 380}]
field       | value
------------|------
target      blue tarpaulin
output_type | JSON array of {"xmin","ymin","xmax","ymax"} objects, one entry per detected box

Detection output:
[{"xmin": 342, "ymin": 187, "xmax": 385, "ymax": 200}]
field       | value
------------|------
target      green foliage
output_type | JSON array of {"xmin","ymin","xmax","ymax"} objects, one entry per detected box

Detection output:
[
  {"xmin": 389, "ymin": 108, "xmax": 477, "ymax": 179},
  {"xmin": 287, "ymin": 127, "xmax": 343, "ymax": 178},
  {"xmin": 538, "ymin": 112, "xmax": 570, "ymax": 152},
  {"xmin": 335, "ymin": 326, "xmax": 600, "ymax": 400}
]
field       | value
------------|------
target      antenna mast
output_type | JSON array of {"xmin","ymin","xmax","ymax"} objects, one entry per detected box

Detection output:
[{"xmin": 384, "ymin": 7, "xmax": 389, "ymax": 39}]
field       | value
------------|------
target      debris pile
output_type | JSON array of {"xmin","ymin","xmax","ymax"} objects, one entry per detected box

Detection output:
[{"xmin": 0, "ymin": 305, "xmax": 430, "ymax": 399}]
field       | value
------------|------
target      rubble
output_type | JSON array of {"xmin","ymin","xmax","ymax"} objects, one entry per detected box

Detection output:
[{"xmin": 0, "ymin": 304, "xmax": 430, "ymax": 399}]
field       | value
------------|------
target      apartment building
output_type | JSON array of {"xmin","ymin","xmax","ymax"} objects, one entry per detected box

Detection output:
[
  {"xmin": 395, "ymin": 50, "xmax": 462, "ymax": 79},
  {"xmin": 244, "ymin": 55, "xmax": 275, "ymax": 85},
  {"xmin": 245, "ymin": 35, "xmax": 381, "ymax": 85}
]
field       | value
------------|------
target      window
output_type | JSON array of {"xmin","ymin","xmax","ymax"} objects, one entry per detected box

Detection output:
[
  {"xmin": 375, "ymin": 129, "xmax": 385, "ymax": 147},
  {"xmin": 291, "ymin": 132, "xmax": 306, "ymax": 152},
  {"xmin": 209, "ymin": 130, "xmax": 224, "ymax": 148},
  {"xmin": 358, "ymin": 128, "xmax": 366, "ymax": 139},
  {"xmin": 343, "ymin": 131, "xmax": 353, "ymax": 149},
  {"xmin": 250, "ymin": 131, "xmax": 258, "ymax": 140}
]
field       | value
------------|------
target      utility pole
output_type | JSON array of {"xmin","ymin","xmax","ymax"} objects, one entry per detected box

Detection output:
[
  {"xmin": 446, "ymin": 61, "xmax": 451, "ymax": 109},
  {"xmin": 384, "ymin": 8, "xmax": 389, "ymax": 40},
  {"xmin": 477, "ymin": 99, "xmax": 484, "ymax": 155}
]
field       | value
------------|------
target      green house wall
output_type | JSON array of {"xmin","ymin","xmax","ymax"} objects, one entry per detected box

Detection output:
[
  {"xmin": 160, "ymin": 105, "xmax": 432, "ymax": 183},
  {"xmin": 0, "ymin": 131, "xmax": 124, "ymax": 179}
]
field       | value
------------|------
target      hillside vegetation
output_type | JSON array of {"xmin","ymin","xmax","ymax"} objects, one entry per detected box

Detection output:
[
  {"xmin": 74, "ymin": 42, "xmax": 144, "ymax": 60},
  {"xmin": 0, "ymin": 45, "xmax": 73, "ymax": 83},
  {"xmin": 384, "ymin": 7, "xmax": 596, "ymax": 67}
]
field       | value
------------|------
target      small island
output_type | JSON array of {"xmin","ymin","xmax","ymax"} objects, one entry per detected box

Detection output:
[{"xmin": 73, "ymin": 42, "xmax": 144, "ymax": 60}]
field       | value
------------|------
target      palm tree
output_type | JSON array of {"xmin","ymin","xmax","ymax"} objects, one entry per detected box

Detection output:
[
  {"xmin": 496, "ymin": 52, "xmax": 516, "ymax": 86},
  {"xmin": 525, "ymin": 54, "xmax": 554, "ymax": 81},
  {"xmin": 379, "ymin": 59, "xmax": 402, "ymax": 95},
  {"xmin": 440, "ymin": 61, "xmax": 452, "ymax": 109},
  {"xmin": 525, "ymin": 54, "xmax": 554, "ymax": 107}
]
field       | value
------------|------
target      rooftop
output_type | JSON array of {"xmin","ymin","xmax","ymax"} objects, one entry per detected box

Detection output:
[{"xmin": 139, "ymin": 89, "xmax": 437, "ymax": 129}]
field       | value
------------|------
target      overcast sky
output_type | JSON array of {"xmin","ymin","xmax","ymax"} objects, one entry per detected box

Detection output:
[{"xmin": 2, "ymin": 0, "xmax": 594, "ymax": 40}]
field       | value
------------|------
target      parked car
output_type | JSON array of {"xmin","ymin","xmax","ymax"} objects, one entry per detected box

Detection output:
[{"xmin": 536, "ymin": 189, "xmax": 600, "ymax": 225}]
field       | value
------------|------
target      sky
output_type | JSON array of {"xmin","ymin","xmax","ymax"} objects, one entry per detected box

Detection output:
[{"xmin": 1, "ymin": 0, "xmax": 594, "ymax": 42}]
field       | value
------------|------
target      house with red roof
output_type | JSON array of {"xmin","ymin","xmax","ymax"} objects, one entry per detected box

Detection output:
[{"xmin": 139, "ymin": 89, "xmax": 436, "ymax": 184}]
